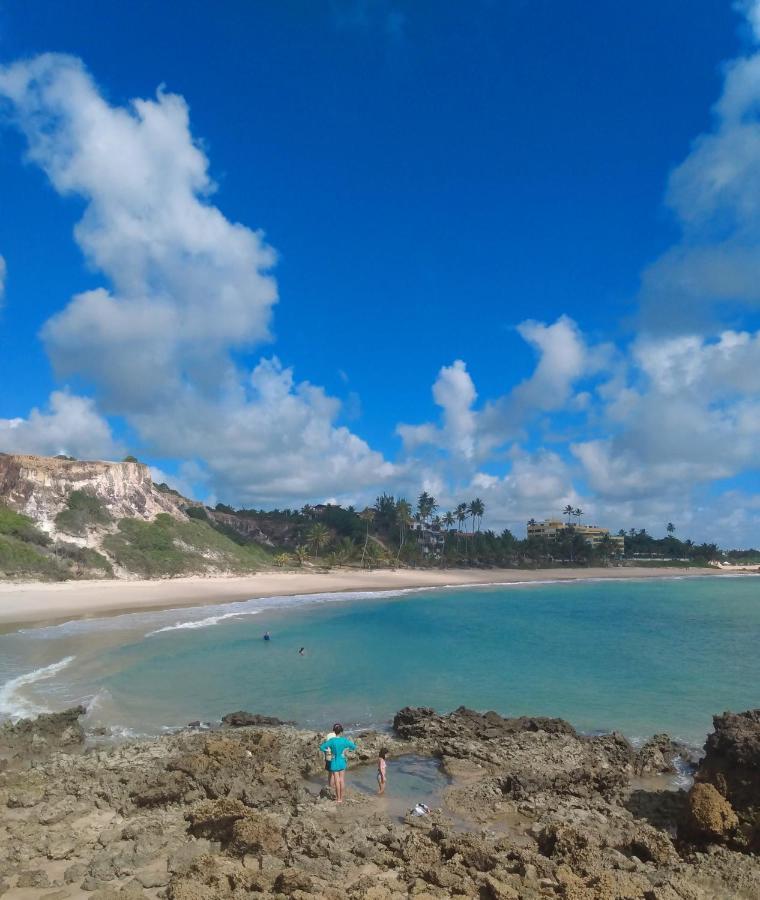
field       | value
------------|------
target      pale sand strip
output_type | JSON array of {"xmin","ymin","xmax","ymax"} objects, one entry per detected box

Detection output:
[{"xmin": 0, "ymin": 565, "xmax": 722, "ymax": 630}]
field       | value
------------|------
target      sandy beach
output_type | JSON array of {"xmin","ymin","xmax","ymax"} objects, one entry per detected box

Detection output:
[{"xmin": 0, "ymin": 565, "xmax": 719, "ymax": 630}]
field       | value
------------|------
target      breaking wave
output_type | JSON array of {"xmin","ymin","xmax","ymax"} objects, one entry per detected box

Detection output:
[{"xmin": 0, "ymin": 655, "xmax": 76, "ymax": 720}]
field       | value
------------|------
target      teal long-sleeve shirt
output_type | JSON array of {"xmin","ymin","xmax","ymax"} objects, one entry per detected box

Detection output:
[{"xmin": 319, "ymin": 736, "xmax": 356, "ymax": 772}]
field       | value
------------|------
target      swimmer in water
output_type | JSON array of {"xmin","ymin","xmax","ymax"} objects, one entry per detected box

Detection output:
[
  {"xmin": 263, "ymin": 632, "xmax": 271, "ymax": 641},
  {"xmin": 298, "ymin": 647, "xmax": 305, "ymax": 655}
]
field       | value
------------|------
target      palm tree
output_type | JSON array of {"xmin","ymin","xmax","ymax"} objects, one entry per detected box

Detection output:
[
  {"xmin": 307, "ymin": 523, "xmax": 330, "ymax": 561},
  {"xmin": 273, "ymin": 552, "xmax": 291, "ymax": 567},
  {"xmin": 396, "ymin": 499, "xmax": 412, "ymax": 562},
  {"xmin": 442, "ymin": 511, "xmax": 455, "ymax": 556},
  {"xmin": 466, "ymin": 502, "xmax": 475, "ymax": 534},
  {"xmin": 359, "ymin": 507, "xmax": 375, "ymax": 567},
  {"xmin": 470, "ymin": 498, "xmax": 485, "ymax": 532},
  {"xmin": 574, "ymin": 507, "xmax": 583, "ymax": 527},
  {"xmin": 417, "ymin": 491, "xmax": 437, "ymax": 524},
  {"xmin": 666, "ymin": 522, "xmax": 675, "ymax": 536},
  {"xmin": 331, "ymin": 537, "xmax": 356, "ymax": 567},
  {"xmin": 456, "ymin": 502, "xmax": 468, "ymax": 550},
  {"xmin": 294, "ymin": 544, "xmax": 308, "ymax": 565},
  {"xmin": 563, "ymin": 504, "xmax": 574, "ymax": 524}
]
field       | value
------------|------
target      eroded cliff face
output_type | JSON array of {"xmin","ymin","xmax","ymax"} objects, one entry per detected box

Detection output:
[{"xmin": 0, "ymin": 453, "xmax": 183, "ymax": 530}]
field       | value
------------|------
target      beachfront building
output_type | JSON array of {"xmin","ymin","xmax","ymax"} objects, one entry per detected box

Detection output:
[
  {"xmin": 527, "ymin": 518, "xmax": 625, "ymax": 554},
  {"xmin": 408, "ymin": 520, "xmax": 446, "ymax": 556}
]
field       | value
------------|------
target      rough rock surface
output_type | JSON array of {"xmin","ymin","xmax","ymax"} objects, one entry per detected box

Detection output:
[
  {"xmin": 684, "ymin": 782, "xmax": 739, "ymax": 842},
  {"xmin": 0, "ymin": 705, "xmax": 86, "ymax": 758},
  {"xmin": 693, "ymin": 708, "xmax": 760, "ymax": 850},
  {"xmin": 0, "ymin": 452, "xmax": 183, "ymax": 529},
  {"xmin": 220, "ymin": 711, "xmax": 295, "ymax": 728},
  {"xmin": 1, "ymin": 705, "xmax": 759, "ymax": 899}
]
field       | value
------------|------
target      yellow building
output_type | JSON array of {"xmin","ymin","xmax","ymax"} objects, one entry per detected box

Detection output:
[{"xmin": 527, "ymin": 518, "xmax": 624, "ymax": 554}]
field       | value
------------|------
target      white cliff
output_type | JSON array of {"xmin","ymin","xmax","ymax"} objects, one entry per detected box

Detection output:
[{"xmin": 0, "ymin": 453, "xmax": 185, "ymax": 531}]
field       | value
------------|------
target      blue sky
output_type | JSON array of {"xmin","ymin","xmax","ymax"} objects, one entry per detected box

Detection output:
[{"xmin": 1, "ymin": 0, "xmax": 760, "ymax": 545}]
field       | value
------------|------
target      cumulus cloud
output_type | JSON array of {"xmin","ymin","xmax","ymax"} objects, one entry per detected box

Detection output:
[
  {"xmin": 639, "ymin": 3, "xmax": 760, "ymax": 332},
  {"xmin": 399, "ymin": 316, "xmax": 602, "ymax": 462},
  {"xmin": 572, "ymin": 327, "xmax": 760, "ymax": 502},
  {"xmin": 0, "ymin": 391, "xmax": 119, "ymax": 459},
  {"xmin": 133, "ymin": 357, "xmax": 396, "ymax": 506},
  {"xmin": 0, "ymin": 54, "xmax": 277, "ymax": 411},
  {"xmin": 0, "ymin": 54, "xmax": 395, "ymax": 504},
  {"xmin": 397, "ymin": 360, "xmax": 478, "ymax": 459}
]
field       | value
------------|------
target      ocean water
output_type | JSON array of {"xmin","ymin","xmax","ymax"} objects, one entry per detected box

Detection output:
[{"xmin": 1, "ymin": 576, "xmax": 759, "ymax": 747}]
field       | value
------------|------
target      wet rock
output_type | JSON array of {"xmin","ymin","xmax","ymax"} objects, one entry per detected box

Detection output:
[
  {"xmin": 393, "ymin": 706, "xmax": 575, "ymax": 741},
  {"xmin": 0, "ymin": 706, "xmax": 86, "ymax": 757},
  {"xmin": 220, "ymin": 711, "xmax": 294, "ymax": 727},
  {"xmin": 634, "ymin": 733, "xmax": 693, "ymax": 776}
]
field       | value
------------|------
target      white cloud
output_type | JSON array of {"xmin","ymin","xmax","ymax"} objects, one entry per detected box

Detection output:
[
  {"xmin": 638, "ymin": 5, "xmax": 760, "ymax": 332},
  {"xmin": 397, "ymin": 359, "xmax": 478, "ymax": 459},
  {"xmin": 0, "ymin": 54, "xmax": 276, "ymax": 411},
  {"xmin": 0, "ymin": 391, "xmax": 119, "ymax": 459},
  {"xmin": 399, "ymin": 316, "xmax": 603, "ymax": 462},
  {"xmin": 132, "ymin": 357, "xmax": 396, "ymax": 506},
  {"xmin": 0, "ymin": 54, "xmax": 394, "ymax": 504}
]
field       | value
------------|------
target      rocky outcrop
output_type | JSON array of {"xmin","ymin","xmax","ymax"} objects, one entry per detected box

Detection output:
[
  {"xmin": 634, "ymin": 733, "xmax": 694, "ymax": 776},
  {"xmin": 693, "ymin": 708, "xmax": 760, "ymax": 849},
  {"xmin": 0, "ymin": 705, "xmax": 86, "ymax": 758},
  {"xmin": 393, "ymin": 705, "xmax": 577, "ymax": 742},
  {"xmin": 220, "ymin": 711, "xmax": 294, "ymax": 728},
  {"xmin": 684, "ymin": 782, "xmax": 739, "ymax": 842},
  {"xmin": 0, "ymin": 453, "xmax": 184, "ymax": 531},
  {"xmin": 1, "ymin": 708, "xmax": 760, "ymax": 899}
]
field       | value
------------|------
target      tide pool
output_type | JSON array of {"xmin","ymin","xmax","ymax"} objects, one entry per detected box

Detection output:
[{"xmin": 1, "ymin": 576, "xmax": 758, "ymax": 746}]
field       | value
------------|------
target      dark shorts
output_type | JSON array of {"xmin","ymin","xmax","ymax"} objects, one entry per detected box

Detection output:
[{"xmin": 325, "ymin": 760, "xmax": 331, "ymax": 772}]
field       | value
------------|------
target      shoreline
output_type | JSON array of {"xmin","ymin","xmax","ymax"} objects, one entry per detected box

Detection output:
[{"xmin": 0, "ymin": 564, "xmax": 724, "ymax": 631}]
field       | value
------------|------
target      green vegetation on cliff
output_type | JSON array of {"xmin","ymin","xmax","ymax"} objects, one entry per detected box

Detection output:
[
  {"xmin": 55, "ymin": 490, "xmax": 112, "ymax": 536},
  {"xmin": 102, "ymin": 513, "xmax": 271, "ymax": 577},
  {"xmin": 0, "ymin": 505, "xmax": 113, "ymax": 580}
]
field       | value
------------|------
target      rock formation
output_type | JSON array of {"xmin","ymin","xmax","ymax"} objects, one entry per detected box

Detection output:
[
  {"xmin": 692, "ymin": 708, "xmax": 760, "ymax": 850},
  {"xmin": 2, "ymin": 705, "xmax": 760, "ymax": 898},
  {"xmin": 0, "ymin": 453, "xmax": 183, "ymax": 531}
]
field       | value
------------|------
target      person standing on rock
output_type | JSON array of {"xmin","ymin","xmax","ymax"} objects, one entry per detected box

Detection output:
[{"xmin": 319, "ymin": 723, "xmax": 356, "ymax": 803}]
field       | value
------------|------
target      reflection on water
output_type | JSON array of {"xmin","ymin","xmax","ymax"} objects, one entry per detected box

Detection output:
[{"xmin": 307, "ymin": 754, "xmax": 450, "ymax": 822}]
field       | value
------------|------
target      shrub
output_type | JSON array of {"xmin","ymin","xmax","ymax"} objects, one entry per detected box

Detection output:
[
  {"xmin": 0, "ymin": 505, "xmax": 51, "ymax": 546},
  {"xmin": 0, "ymin": 535, "xmax": 67, "ymax": 580},
  {"xmin": 55, "ymin": 491, "xmax": 112, "ymax": 536}
]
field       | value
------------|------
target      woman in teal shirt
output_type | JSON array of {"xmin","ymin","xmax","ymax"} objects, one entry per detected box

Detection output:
[{"xmin": 319, "ymin": 723, "xmax": 356, "ymax": 803}]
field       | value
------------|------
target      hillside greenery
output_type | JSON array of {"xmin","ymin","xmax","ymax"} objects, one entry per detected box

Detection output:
[
  {"xmin": 102, "ymin": 513, "xmax": 271, "ymax": 577},
  {"xmin": 0, "ymin": 504, "xmax": 112, "ymax": 580},
  {"xmin": 55, "ymin": 490, "xmax": 112, "ymax": 536},
  {"xmin": 230, "ymin": 491, "xmax": 727, "ymax": 570}
]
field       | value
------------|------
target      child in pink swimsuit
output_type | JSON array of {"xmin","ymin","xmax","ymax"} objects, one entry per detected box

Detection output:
[{"xmin": 377, "ymin": 748, "xmax": 388, "ymax": 795}]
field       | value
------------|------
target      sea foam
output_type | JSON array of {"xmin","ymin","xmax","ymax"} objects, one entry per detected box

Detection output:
[
  {"xmin": 147, "ymin": 609, "xmax": 262, "ymax": 635},
  {"xmin": 0, "ymin": 655, "xmax": 76, "ymax": 720}
]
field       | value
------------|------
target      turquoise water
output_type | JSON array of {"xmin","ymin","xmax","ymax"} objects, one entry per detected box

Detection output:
[{"xmin": 1, "ymin": 577, "xmax": 759, "ymax": 746}]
